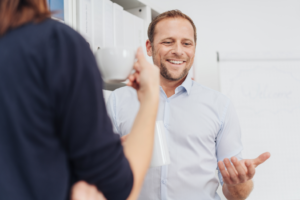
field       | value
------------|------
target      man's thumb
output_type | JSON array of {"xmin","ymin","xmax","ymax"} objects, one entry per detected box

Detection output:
[{"xmin": 254, "ymin": 152, "xmax": 271, "ymax": 167}]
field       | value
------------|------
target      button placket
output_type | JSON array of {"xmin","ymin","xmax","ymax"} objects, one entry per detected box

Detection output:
[{"xmin": 161, "ymin": 98, "xmax": 169, "ymax": 200}]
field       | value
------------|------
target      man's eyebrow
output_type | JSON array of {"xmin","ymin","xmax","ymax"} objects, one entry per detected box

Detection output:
[
  {"xmin": 159, "ymin": 37, "xmax": 195, "ymax": 44},
  {"xmin": 182, "ymin": 38, "xmax": 194, "ymax": 43},
  {"xmin": 161, "ymin": 37, "xmax": 174, "ymax": 41},
  {"xmin": 161, "ymin": 37, "xmax": 194, "ymax": 43}
]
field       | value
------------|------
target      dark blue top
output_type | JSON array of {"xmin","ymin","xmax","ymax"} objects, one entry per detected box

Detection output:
[{"xmin": 0, "ymin": 19, "xmax": 133, "ymax": 200}]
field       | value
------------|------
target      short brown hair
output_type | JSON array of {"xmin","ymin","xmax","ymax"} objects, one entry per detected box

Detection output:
[
  {"xmin": 0, "ymin": 0, "xmax": 51, "ymax": 36},
  {"xmin": 148, "ymin": 10, "xmax": 197, "ymax": 45}
]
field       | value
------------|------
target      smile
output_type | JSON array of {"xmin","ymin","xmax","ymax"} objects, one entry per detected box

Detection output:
[{"xmin": 167, "ymin": 60, "xmax": 186, "ymax": 65}]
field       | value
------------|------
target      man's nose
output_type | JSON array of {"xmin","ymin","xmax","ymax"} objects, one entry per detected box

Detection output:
[{"xmin": 171, "ymin": 42, "xmax": 184, "ymax": 56}]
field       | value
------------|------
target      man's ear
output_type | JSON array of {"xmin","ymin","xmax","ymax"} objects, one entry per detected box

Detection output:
[{"xmin": 146, "ymin": 40, "xmax": 152, "ymax": 57}]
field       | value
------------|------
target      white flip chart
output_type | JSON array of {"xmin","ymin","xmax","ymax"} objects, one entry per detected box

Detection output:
[{"xmin": 219, "ymin": 52, "xmax": 300, "ymax": 200}]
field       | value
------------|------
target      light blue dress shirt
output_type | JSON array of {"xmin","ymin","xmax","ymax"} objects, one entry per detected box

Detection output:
[{"xmin": 107, "ymin": 74, "xmax": 243, "ymax": 200}]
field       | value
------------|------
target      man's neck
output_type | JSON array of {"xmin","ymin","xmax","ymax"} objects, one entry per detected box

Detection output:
[{"xmin": 160, "ymin": 75, "xmax": 187, "ymax": 98}]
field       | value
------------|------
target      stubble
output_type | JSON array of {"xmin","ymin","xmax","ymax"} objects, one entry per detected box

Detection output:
[{"xmin": 152, "ymin": 48, "xmax": 190, "ymax": 81}]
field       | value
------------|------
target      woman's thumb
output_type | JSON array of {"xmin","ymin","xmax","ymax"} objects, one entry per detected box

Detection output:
[{"xmin": 136, "ymin": 47, "xmax": 147, "ymax": 67}]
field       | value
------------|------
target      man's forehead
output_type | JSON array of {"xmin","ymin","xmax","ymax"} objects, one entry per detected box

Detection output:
[{"xmin": 154, "ymin": 18, "xmax": 195, "ymax": 41}]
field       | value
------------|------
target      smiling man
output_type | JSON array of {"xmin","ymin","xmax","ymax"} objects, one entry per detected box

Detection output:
[{"xmin": 107, "ymin": 10, "xmax": 270, "ymax": 200}]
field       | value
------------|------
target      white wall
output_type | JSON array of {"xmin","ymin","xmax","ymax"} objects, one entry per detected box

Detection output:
[
  {"xmin": 143, "ymin": 0, "xmax": 300, "ymax": 91},
  {"xmin": 141, "ymin": 0, "xmax": 300, "ymax": 199}
]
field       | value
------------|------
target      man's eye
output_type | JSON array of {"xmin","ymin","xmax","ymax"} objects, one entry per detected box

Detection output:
[
  {"xmin": 163, "ymin": 42, "xmax": 172, "ymax": 44},
  {"xmin": 184, "ymin": 43, "xmax": 191, "ymax": 46}
]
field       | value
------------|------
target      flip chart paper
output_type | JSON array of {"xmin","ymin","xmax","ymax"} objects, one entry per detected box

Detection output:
[{"xmin": 219, "ymin": 56, "xmax": 300, "ymax": 200}]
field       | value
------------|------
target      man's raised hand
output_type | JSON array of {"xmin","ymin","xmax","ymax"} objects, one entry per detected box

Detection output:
[{"xmin": 218, "ymin": 152, "xmax": 271, "ymax": 186}]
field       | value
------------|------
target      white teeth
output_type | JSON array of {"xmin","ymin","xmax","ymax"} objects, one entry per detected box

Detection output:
[{"xmin": 169, "ymin": 60, "xmax": 184, "ymax": 64}]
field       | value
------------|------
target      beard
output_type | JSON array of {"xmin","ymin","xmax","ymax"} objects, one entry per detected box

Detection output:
[
  {"xmin": 160, "ymin": 61, "xmax": 189, "ymax": 81},
  {"xmin": 151, "ymin": 48, "xmax": 192, "ymax": 81}
]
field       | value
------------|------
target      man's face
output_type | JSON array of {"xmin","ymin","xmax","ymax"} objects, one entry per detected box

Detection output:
[{"xmin": 147, "ymin": 18, "xmax": 196, "ymax": 81}]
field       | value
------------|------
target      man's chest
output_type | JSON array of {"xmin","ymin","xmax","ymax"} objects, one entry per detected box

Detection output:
[{"xmin": 118, "ymin": 98, "xmax": 221, "ymax": 151}]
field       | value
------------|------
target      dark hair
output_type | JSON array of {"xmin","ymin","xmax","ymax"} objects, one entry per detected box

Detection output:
[
  {"xmin": 0, "ymin": 0, "xmax": 51, "ymax": 36},
  {"xmin": 147, "ymin": 10, "xmax": 197, "ymax": 45}
]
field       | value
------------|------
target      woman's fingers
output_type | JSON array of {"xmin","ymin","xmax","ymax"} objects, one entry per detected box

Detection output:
[
  {"xmin": 135, "ymin": 47, "xmax": 147, "ymax": 70},
  {"xmin": 133, "ymin": 60, "xmax": 141, "ymax": 72},
  {"xmin": 71, "ymin": 181, "xmax": 106, "ymax": 200},
  {"xmin": 71, "ymin": 181, "xmax": 88, "ymax": 200},
  {"xmin": 128, "ymin": 74, "xmax": 135, "ymax": 82},
  {"xmin": 121, "ymin": 135, "xmax": 128, "ymax": 145},
  {"xmin": 127, "ymin": 72, "xmax": 140, "ymax": 88}
]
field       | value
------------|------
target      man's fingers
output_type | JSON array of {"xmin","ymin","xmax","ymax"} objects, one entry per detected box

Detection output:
[
  {"xmin": 246, "ymin": 160, "xmax": 256, "ymax": 178},
  {"xmin": 253, "ymin": 152, "xmax": 271, "ymax": 167},
  {"xmin": 224, "ymin": 158, "xmax": 239, "ymax": 184},
  {"xmin": 231, "ymin": 157, "xmax": 247, "ymax": 183},
  {"xmin": 218, "ymin": 161, "xmax": 231, "ymax": 184}
]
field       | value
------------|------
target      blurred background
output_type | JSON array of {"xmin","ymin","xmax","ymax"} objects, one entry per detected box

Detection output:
[
  {"xmin": 148, "ymin": 0, "xmax": 300, "ymax": 91},
  {"xmin": 48, "ymin": 0, "xmax": 300, "ymax": 199}
]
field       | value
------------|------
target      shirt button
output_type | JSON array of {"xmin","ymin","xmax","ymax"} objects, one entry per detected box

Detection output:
[{"xmin": 162, "ymin": 180, "xmax": 166, "ymax": 184}]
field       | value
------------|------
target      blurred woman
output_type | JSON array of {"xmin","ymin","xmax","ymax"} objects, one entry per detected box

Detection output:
[{"xmin": 0, "ymin": 0, "xmax": 159, "ymax": 200}]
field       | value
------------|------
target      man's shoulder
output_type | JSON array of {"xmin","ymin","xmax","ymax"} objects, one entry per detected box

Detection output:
[
  {"xmin": 191, "ymin": 81, "xmax": 230, "ymax": 103},
  {"xmin": 111, "ymin": 86, "xmax": 139, "ymax": 105},
  {"xmin": 113, "ymin": 86, "xmax": 137, "ymax": 97}
]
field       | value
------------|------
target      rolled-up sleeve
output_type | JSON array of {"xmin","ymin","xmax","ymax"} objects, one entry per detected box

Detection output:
[{"xmin": 216, "ymin": 100, "xmax": 243, "ymax": 185}]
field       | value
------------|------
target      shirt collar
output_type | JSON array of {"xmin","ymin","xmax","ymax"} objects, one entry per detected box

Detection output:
[{"xmin": 175, "ymin": 72, "xmax": 193, "ymax": 95}]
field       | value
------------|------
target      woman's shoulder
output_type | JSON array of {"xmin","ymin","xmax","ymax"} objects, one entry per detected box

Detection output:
[
  {"xmin": 41, "ymin": 19, "xmax": 87, "ymax": 45},
  {"xmin": 1, "ymin": 18, "xmax": 87, "ymax": 49}
]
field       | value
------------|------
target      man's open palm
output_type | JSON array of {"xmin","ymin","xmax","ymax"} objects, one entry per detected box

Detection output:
[{"xmin": 218, "ymin": 152, "xmax": 271, "ymax": 186}]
